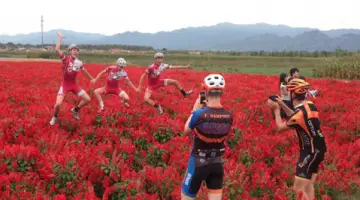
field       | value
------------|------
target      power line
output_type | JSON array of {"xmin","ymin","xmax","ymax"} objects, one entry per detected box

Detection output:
[{"xmin": 41, "ymin": 15, "xmax": 44, "ymax": 47}]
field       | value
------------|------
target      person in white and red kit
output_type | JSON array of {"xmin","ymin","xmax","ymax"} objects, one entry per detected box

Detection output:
[
  {"xmin": 138, "ymin": 52, "xmax": 193, "ymax": 115},
  {"xmin": 91, "ymin": 57, "xmax": 139, "ymax": 112},
  {"xmin": 49, "ymin": 32, "xmax": 95, "ymax": 125}
]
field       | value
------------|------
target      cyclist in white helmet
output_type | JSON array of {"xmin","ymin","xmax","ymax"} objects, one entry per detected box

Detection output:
[
  {"xmin": 137, "ymin": 52, "xmax": 193, "ymax": 115},
  {"xmin": 181, "ymin": 74, "xmax": 233, "ymax": 200},
  {"xmin": 91, "ymin": 58, "xmax": 139, "ymax": 112},
  {"xmin": 50, "ymin": 32, "xmax": 95, "ymax": 125}
]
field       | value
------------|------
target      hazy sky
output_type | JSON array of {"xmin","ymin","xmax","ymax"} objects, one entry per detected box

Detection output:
[{"xmin": 1, "ymin": 0, "xmax": 358, "ymax": 35}]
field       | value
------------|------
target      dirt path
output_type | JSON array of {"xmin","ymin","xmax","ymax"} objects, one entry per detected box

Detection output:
[{"xmin": 0, "ymin": 57, "xmax": 60, "ymax": 62}]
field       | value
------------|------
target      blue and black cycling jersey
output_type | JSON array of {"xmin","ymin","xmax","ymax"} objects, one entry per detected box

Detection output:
[
  {"xmin": 181, "ymin": 106, "xmax": 233, "ymax": 198},
  {"xmin": 189, "ymin": 107, "xmax": 233, "ymax": 157}
]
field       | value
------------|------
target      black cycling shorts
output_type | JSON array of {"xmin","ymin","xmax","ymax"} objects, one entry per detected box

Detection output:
[
  {"xmin": 181, "ymin": 156, "xmax": 223, "ymax": 198},
  {"xmin": 296, "ymin": 150, "xmax": 325, "ymax": 180}
]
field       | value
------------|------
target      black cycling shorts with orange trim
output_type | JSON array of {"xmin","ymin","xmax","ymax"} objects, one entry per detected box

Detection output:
[
  {"xmin": 296, "ymin": 150, "xmax": 325, "ymax": 180},
  {"xmin": 181, "ymin": 156, "xmax": 223, "ymax": 198}
]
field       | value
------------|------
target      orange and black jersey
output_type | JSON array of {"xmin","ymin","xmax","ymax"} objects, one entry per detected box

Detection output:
[{"xmin": 286, "ymin": 101, "xmax": 327, "ymax": 153}]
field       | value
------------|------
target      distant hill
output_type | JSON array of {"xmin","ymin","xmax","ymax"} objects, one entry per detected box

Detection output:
[{"xmin": 1, "ymin": 23, "xmax": 360, "ymax": 51}]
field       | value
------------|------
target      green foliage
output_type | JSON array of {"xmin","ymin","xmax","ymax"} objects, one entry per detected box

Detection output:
[
  {"xmin": 313, "ymin": 56, "xmax": 360, "ymax": 80},
  {"xmin": 146, "ymin": 148, "xmax": 168, "ymax": 167},
  {"xmin": 153, "ymin": 127, "xmax": 174, "ymax": 144},
  {"xmin": 133, "ymin": 138, "xmax": 149, "ymax": 151},
  {"xmin": 228, "ymin": 128, "xmax": 243, "ymax": 150}
]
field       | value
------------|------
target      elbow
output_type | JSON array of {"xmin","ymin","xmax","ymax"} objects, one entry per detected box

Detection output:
[
  {"xmin": 275, "ymin": 125, "xmax": 287, "ymax": 133},
  {"xmin": 184, "ymin": 127, "xmax": 191, "ymax": 134}
]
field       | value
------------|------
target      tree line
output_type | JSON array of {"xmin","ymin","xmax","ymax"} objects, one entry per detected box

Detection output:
[{"xmin": 1, "ymin": 42, "xmax": 359, "ymax": 57}]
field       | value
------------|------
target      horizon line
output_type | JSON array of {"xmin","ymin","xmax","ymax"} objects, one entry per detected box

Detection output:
[{"xmin": 1, "ymin": 22, "xmax": 360, "ymax": 37}]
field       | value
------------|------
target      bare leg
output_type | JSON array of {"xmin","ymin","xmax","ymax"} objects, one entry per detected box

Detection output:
[
  {"xmin": 181, "ymin": 193, "xmax": 195, "ymax": 200},
  {"xmin": 208, "ymin": 189, "xmax": 222, "ymax": 200},
  {"xmin": 54, "ymin": 95, "xmax": 65, "ymax": 117},
  {"xmin": 166, "ymin": 79, "xmax": 193, "ymax": 97},
  {"xmin": 50, "ymin": 94, "xmax": 65, "ymax": 125},
  {"xmin": 293, "ymin": 177, "xmax": 311, "ymax": 200},
  {"xmin": 144, "ymin": 89, "xmax": 163, "ymax": 114},
  {"xmin": 71, "ymin": 90, "xmax": 91, "ymax": 120},
  {"xmin": 119, "ymin": 91, "xmax": 130, "ymax": 108},
  {"xmin": 144, "ymin": 89, "xmax": 155, "ymax": 106},
  {"xmin": 304, "ymin": 174, "xmax": 317, "ymax": 200},
  {"xmin": 94, "ymin": 87, "xmax": 106, "ymax": 108},
  {"xmin": 166, "ymin": 79, "xmax": 183, "ymax": 90},
  {"xmin": 77, "ymin": 91, "xmax": 91, "ymax": 109}
]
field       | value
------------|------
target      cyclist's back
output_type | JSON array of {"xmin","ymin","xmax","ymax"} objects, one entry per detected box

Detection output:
[
  {"xmin": 181, "ymin": 74, "xmax": 232, "ymax": 200},
  {"xmin": 190, "ymin": 107, "xmax": 232, "ymax": 155},
  {"xmin": 287, "ymin": 101, "xmax": 327, "ymax": 154}
]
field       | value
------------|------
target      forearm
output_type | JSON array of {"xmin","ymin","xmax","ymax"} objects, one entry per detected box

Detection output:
[
  {"xmin": 55, "ymin": 37, "xmax": 62, "ymax": 55},
  {"xmin": 138, "ymin": 74, "xmax": 145, "ymax": 88},
  {"xmin": 127, "ymin": 80, "xmax": 137, "ymax": 90},
  {"xmin": 274, "ymin": 109, "xmax": 288, "ymax": 132},
  {"xmin": 83, "ymin": 70, "xmax": 94, "ymax": 80},
  {"xmin": 184, "ymin": 114, "xmax": 193, "ymax": 133},
  {"xmin": 95, "ymin": 71, "xmax": 105, "ymax": 80}
]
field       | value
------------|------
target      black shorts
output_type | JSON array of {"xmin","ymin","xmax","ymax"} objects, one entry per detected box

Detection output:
[
  {"xmin": 181, "ymin": 156, "xmax": 223, "ymax": 198},
  {"xmin": 296, "ymin": 151, "xmax": 325, "ymax": 180}
]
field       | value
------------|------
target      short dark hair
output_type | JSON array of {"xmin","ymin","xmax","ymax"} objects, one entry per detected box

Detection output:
[
  {"xmin": 290, "ymin": 68, "xmax": 299, "ymax": 76},
  {"xmin": 291, "ymin": 92, "xmax": 306, "ymax": 101},
  {"xmin": 207, "ymin": 89, "xmax": 223, "ymax": 98}
]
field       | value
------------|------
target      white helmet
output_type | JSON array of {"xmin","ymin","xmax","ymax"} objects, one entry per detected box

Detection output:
[
  {"xmin": 202, "ymin": 74, "xmax": 225, "ymax": 91},
  {"xmin": 154, "ymin": 52, "xmax": 164, "ymax": 59},
  {"xmin": 116, "ymin": 58, "xmax": 127, "ymax": 67},
  {"xmin": 68, "ymin": 44, "xmax": 79, "ymax": 51}
]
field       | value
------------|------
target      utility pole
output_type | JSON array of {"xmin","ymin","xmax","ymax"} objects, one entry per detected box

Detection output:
[{"xmin": 41, "ymin": 15, "xmax": 44, "ymax": 47}]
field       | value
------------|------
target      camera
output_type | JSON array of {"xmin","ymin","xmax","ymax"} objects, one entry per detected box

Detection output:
[
  {"xmin": 200, "ymin": 91, "xmax": 206, "ymax": 105},
  {"xmin": 269, "ymin": 95, "xmax": 278, "ymax": 102}
]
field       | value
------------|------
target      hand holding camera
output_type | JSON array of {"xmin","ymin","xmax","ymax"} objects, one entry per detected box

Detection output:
[
  {"xmin": 191, "ymin": 92, "xmax": 207, "ymax": 112},
  {"xmin": 200, "ymin": 91, "xmax": 207, "ymax": 105},
  {"xmin": 268, "ymin": 95, "xmax": 281, "ymax": 110}
]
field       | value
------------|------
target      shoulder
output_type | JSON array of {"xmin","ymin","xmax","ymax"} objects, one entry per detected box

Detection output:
[
  {"xmin": 160, "ymin": 63, "xmax": 169, "ymax": 69},
  {"xmin": 192, "ymin": 107, "xmax": 208, "ymax": 115},
  {"xmin": 305, "ymin": 101, "xmax": 319, "ymax": 115},
  {"xmin": 61, "ymin": 54, "xmax": 69, "ymax": 61},
  {"xmin": 106, "ymin": 65, "xmax": 116, "ymax": 71},
  {"xmin": 121, "ymin": 70, "xmax": 128, "ymax": 76},
  {"xmin": 192, "ymin": 107, "xmax": 210, "ymax": 119},
  {"xmin": 146, "ymin": 64, "xmax": 154, "ymax": 72},
  {"xmin": 286, "ymin": 109, "xmax": 303, "ymax": 126}
]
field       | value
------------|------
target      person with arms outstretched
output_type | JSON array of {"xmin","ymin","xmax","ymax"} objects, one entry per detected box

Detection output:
[
  {"xmin": 268, "ymin": 78, "xmax": 327, "ymax": 200},
  {"xmin": 49, "ymin": 32, "xmax": 94, "ymax": 125},
  {"xmin": 137, "ymin": 52, "xmax": 193, "ymax": 115},
  {"xmin": 181, "ymin": 74, "xmax": 233, "ymax": 200},
  {"xmin": 91, "ymin": 58, "xmax": 139, "ymax": 112}
]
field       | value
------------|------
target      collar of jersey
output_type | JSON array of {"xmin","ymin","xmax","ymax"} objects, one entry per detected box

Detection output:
[
  {"xmin": 294, "ymin": 100, "xmax": 311, "ymax": 109},
  {"xmin": 206, "ymin": 106, "xmax": 223, "ymax": 109}
]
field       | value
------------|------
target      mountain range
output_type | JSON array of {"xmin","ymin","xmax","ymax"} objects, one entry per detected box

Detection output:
[{"xmin": 1, "ymin": 23, "xmax": 360, "ymax": 51}]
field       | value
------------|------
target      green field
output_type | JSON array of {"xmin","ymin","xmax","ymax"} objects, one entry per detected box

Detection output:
[{"xmin": 1, "ymin": 51, "xmax": 359, "ymax": 79}]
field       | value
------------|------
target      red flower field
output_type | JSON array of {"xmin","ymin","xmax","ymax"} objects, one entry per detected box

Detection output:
[{"xmin": 0, "ymin": 60, "xmax": 359, "ymax": 200}]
